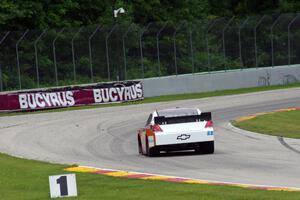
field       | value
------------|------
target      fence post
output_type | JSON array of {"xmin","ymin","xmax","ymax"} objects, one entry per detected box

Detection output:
[
  {"xmin": 190, "ymin": 20, "xmax": 203, "ymax": 73},
  {"xmin": 52, "ymin": 28, "xmax": 65, "ymax": 86},
  {"xmin": 222, "ymin": 16, "xmax": 235, "ymax": 70},
  {"xmin": 71, "ymin": 27, "xmax": 83, "ymax": 82},
  {"xmin": 287, "ymin": 14, "xmax": 299, "ymax": 66},
  {"xmin": 173, "ymin": 21, "xmax": 186, "ymax": 75},
  {"xmin": 16, "ymin": 29, "xmax": 29, "ymax": 90},
  {"xmin": 105, "ymin": 24, "xmax": 118, "ymax": 81},
  {"xmin": 189, "ymin": 28, "xmax": 195, "ymax": 74},
  {"xmin": 122, "ymin": 23, "xmax": 134, "ymax": 80},
  {"xmin": 254, "ymin": 15, "xmax": 266, "ymax": 68},
  {"xmin": 88, "ymin": 25, "xmax": 101, "ymax": 82},
  {"xmin": 156, "ymin": 22, "xmax": 167, "ymax": 76},
  {"xmin": 238, "ymin": 17, "xmax": 249, "ymax": 68},
  {"xmin": 270, "ymin": 15, "xmax": 281, "ymax": 67},
  {"xmin": 34, "ymin": 29, "xmax": 47, "ymax": 88},
  {"xmin": 139, "ymin": 22, "xmax": 152, "ymax": 79},
  {"xmin": 0, "ymin": 31, "xmax": 10, "ymax": 91},
  {"xmin": 205, "ymin": 19, "xmax": 217, "ymax": 72}
]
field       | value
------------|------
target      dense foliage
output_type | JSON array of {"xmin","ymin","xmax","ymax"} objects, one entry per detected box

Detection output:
[
  {"xmin": 1, "ymin": 0, "xmax": 300, "ymax": 30},
  {"xmin": 1, "ymin": 0, "xmax": 300, "ymax": 91}
]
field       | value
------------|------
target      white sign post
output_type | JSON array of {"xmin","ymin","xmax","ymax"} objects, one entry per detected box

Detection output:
[{"xmin": 49, "ymin": 174, "xmax": 78, "ymax": 198}]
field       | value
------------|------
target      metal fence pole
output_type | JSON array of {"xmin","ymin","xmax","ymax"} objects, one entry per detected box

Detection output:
[
  {"xmin": 88, "ymin": 25, "xmax": 101, "ymax": 82},
  {"xmin": 222, "ymin": 16, "xmax": 235, "ymax": 70},
  {"xmin": 189, "ymin": 28, "xmax": 194, "ymax": 73},
  {"xmin": 105, "ymin": 24, "xmax": 118, "ymax": 81},
  {"xmin": 173, "ymin": 21, "xmax": 186, "ymax": 75},
  {"xmin": 287, "ymin": 14, "xmax": 299, "ymax": 66},
  {"xmin": 254, "ymin": 15, "xmax": 266, "ymax": 68},
  {"xmin": 156, "ymin": 22, "xmax": 167, "ymax": 76},
  {"xmin": 71, "ymin": 27, "xmax": 83, "ymax": 82},
  {"xmin": 122, "ymin": 23, "xmax": 134, "ymax": 80},
  {"xmin": 0, "ymin": 31, "xmax": 10, "ymax": 91},
  {"xmin": 52, "ymin": 28, "xmax": 65, "ymax": 86},
  {"xmin": 190, "ymin": 20, "xmax": 203, "ymax": 73},
  {"xmin": 34, "ymin": 29, "xmax": 47, "ymax": 88},
  {"xmin": 238, "ymin": 17, "xmax": 249, "ymax": 68},
  {"xmin": 16, "ymin": 29, "xmax": 29, "ymax": 90},
  {"xmin": 270, "ymin": 15, "xmax": 281, "ymax": 67},
  {"xmin": 139, "ymin": 22, "xmax": 152, "ymax": 78},
  {"xmin": 205, "ymin": 20, "xmax": 217, "ymax": 72},
  {"xmin": 0, "ymin": 32, "xmax": 10, "ymax": 46},
  {"xmin": 0, "ymin": 32, "xmax": 9, "ymax": 45}
]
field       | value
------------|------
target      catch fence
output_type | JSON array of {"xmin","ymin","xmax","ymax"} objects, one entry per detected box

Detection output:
[{"xmin": 0, "ymin": 14, "xmax": 299, "ymax": 91}]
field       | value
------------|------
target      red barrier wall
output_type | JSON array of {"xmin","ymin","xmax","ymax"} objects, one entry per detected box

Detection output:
[{"xmin": 0, "ymin": 81, "xmax": 143, "ymax": 112}]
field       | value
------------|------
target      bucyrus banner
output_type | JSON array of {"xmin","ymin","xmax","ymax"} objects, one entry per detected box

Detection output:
[{"xmin": 0, "ymin": 81, "xmax": 143, "ymax": 112}]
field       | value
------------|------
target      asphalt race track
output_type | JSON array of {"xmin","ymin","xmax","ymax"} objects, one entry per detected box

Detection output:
[{"xmin": 1, "ymin": 88, "xmax": 300, "ymax": 188}]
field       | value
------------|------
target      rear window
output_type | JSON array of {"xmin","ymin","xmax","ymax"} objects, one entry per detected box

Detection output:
[
  {"xmin": 157, "ymin": 108, "xmax": 198, "ymax": 117},
  {"xmin": 155, "ymin": 115, "xmax": 201, "ymax": 125},
  {"xmin": 154, "ymin": 112, "xmax": 211, "ymax": 125}
]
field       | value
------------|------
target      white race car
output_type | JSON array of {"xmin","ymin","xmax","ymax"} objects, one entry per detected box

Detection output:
[{"xmin": 137, "ymin": 108, "xmax": 214, "ymax": 156}]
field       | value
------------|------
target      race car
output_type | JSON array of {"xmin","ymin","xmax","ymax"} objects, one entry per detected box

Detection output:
[{"xmin": 137, "ymin": 107, "xmax": 214, "ymax": 156}]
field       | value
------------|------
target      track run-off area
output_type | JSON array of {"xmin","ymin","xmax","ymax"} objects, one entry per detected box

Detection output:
[{"xmin": 0, "ymin": 88, "xmax": 300, "ymax": 189}]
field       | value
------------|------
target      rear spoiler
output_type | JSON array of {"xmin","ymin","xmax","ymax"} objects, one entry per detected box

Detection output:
[{"xmin": 154, "ymin": 112, "xmax": 212, "ymax": 125}]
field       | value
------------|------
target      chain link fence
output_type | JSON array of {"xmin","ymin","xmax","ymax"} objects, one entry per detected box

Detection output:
[{"xmin": 1, "ymin": 14, "xmax": 300, "ymax": 92}]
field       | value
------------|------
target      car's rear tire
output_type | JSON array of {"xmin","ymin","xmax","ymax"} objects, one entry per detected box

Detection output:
[
  {"xmin": 195, "ymin": 141, "xmax": 214, "ymax": 154},
  {"xmin": 138, "ymin": 135, "xmax": 142, "ymax": 154},
  {"xmin": 203, "ymin": 141, "xmax": 214, "ymax": 154},
  {"xmin": 146, "ymin": 136, "xmax": 158, "ymax": 157}
]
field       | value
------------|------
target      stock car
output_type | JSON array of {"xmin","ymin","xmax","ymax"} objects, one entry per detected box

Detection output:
[{"xmin": 137, "ymin": 108, "xmax": 214, "ymax": 156}]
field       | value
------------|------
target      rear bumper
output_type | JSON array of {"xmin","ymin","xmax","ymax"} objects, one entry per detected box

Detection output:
[
  {"xmin": 154, "ymin": 131, "xmax": 214, "ymax": 146},
  {"xmin": 152, "ymin": 141, "xmax": 213, "ymax": 152}
]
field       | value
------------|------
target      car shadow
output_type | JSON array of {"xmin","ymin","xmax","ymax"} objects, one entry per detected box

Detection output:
[{"xmin": 153, "ymin": 150, "xmax": 213, "ymax": 157}]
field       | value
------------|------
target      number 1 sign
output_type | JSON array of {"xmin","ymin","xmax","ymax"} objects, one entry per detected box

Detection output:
[{"xmin": 49, "ymin": 174, "xmax": 78, "ymax": 198}]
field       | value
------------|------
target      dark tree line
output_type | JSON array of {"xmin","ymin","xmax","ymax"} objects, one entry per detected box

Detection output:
[
  {"xmin": 1, "ymin": 0, "xmax": 300, "ymax": 30},
  {"xmin": 1, "ymin": 0, "xmax": 300, "ymax": 91}
]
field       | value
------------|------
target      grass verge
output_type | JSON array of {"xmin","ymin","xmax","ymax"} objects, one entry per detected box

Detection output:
[
  {"xmin": 1, "ymin": 83, "xmax": 300, "ymax": 118},
  {"xmin": 232, "ymin": 110, "xmax": 300, "ymax": 139},
  {"xmin": 0, "ymin": 153, "xmax": 299, "ymax": 200}
]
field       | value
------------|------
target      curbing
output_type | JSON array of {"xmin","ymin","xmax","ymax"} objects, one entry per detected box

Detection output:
[
  {"xmin": 234, "ymin": 107, "xmax": 300, "ymax": 123},
  {"xmin": 64, "ymin": 166, "xmax": 300, "ymax": 192}
]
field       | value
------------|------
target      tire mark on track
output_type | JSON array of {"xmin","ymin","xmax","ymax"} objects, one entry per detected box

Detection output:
[
  {"xmin": 0, "ymin": 123, "xmax": 27, "ymax": 129},
  {"xmin": 278, "ymin": 137, "xmax": 300, "ymax": 154}
]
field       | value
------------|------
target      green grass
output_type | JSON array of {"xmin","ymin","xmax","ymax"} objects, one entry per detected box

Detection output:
[
  {"xmin": 2, "ymin": 82, "xmax": 300, "ymax": 118},
  {"xmin": 0, "ymin": 153, "xmax": 299, "ymax": 200},
  {"xmin": 232, "ymin": 110, "xmax": 300, "ymax": 139}
]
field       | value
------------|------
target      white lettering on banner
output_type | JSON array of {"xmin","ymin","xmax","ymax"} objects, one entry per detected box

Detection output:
[
  {"xmin": 36, "ymin": 93, "xmax": 46, "ymax": 107},
  {"xmin": 19, "ymin": 94, "xmax": 28, "ymax": 109},
  {"xmin": 102, "ymin": 89, "xmax": 109, "ymax": 103},
  {"xmin": 28, "ymin": 94, "xmax": 37, "ymax": 109},
  {"xmin": 130, "ymin": 85, "xmax": 137, "ymax": 99},
  {"xmin": 93, "ymin": 89, "xmax": 102, "ymax": 103},
  {"xmin": 58, "ymin": 92, "xmax": 67, "ymax": 106},
  {"xmin": 92, "ymin": 83, "xmax": 143, "ymax": 103},
  {"xmin": 50, "ymin": 93, "xmax": 60, "ymax": 106},
  {"xmin": 135, "ymin": 83, "xmax": 143, "ymax": 98},
  {"xmin": 42, "ymin": 93, "xmax": 51, "ymax": 106},
  {"xmin": 124, "ymin": 87, "xmax": 130, "ymax": 101},
  {"xmin": 116, "ymin": 87, "xmax": 125, "ymax": 101},
  {"xmin": 66, "ymin": 91, "xmax": 75, "ymax": 105},
  {"xmin": 18, "ymin": 91, "xmax": 75, "ymax": 109},
  {"xmin": 109, "ymin": 88, "xmax": 118, "ymax": 101}
]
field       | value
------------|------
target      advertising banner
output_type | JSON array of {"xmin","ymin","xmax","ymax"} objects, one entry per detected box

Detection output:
[{"xmin": 0, "ymin": 81, "xmax": 143, "ymax": 112}]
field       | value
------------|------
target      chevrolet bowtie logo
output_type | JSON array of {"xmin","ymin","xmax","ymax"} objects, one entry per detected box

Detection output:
[{"xmin": 177, "ymin": 134, "xmax": 191, "ymax": 140}]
